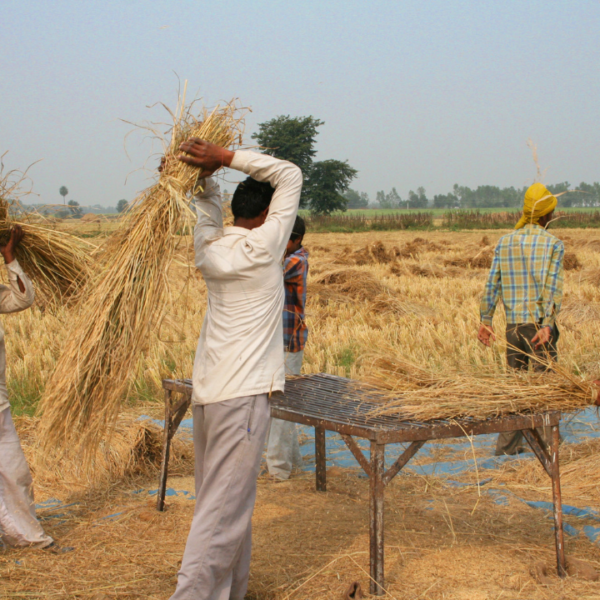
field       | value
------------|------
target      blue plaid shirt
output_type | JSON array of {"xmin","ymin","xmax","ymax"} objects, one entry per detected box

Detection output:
[
  {"xmin": 283, "ymin": 247, "xmax": 309, "ymax": 352},
  {"xmin": 480, "ymin": 225, "xmax": 564, "ymax": 327}
]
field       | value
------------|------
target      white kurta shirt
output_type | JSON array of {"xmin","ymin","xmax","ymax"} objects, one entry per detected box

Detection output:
[
  {"xmin": 0, "ymin": 260, "xmax": 35, "ymax": 413},
  {"xmin": 191, "ymin": 151, "xmax": 302, "ymax": 405}
]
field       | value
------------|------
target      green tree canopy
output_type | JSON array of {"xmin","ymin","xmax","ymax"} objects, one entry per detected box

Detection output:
[
  {"xmin": 67, "ymin": 199, "xmax": 82, "ymax": 218},
  {"xmin": 252, "ymin": 115, "xmax": 324, "ymax": 207},
  {"xmin": 59, "ymin": 186, "xmax": 69, "ymax": 204},
  {"xmin": 251, "ymin": 115, "xmax": 323, "ymax": 173},
  {"xmin": 343, "ymin": 188, "xmax": 369, "ymax": 209},
  {"xmin": 306, "ymin": 160, "xmax": 358, "ymax": 215},
  {"xmin": 117, "ymin": 199, "xmax": 129, "ymax": 213}
]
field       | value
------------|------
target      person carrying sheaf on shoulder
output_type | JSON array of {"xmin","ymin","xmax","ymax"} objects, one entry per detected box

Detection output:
[
  {"xmin": 164, "ymin": 138, "xmax": 302, "ymax": 600},
  {"xmin": 266, "ymin": 215, "xmax": 309, "ymax": 480},
  {"xmin": 477, "ymin": 183, "xmax": 564, "ymax": 456},
  {"xmin": 0, "ymin": 225, "xmax": 54, "ymax": 551}
]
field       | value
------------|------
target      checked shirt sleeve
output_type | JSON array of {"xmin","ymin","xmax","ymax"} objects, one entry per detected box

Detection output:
[
  {"xmin": 480, "ymin": 246, "xmax": 502, "ymax": 326},
  {"xmin": 284, "ymin": 255, "xmax": 303, "ymax": 282},
  {"xmin": 540, "ymin": 240, "xmax": 564, "ymax": 328}
]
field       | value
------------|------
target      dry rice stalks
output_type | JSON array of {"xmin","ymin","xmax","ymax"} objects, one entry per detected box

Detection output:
[
  {"xmin": 0, "ymin": 155, "xmax": 93, "ymax": 303},
  {"xmin": 38, "ymin": 90, "xmax": 245, "ymax": 457},
  {"xmin": 18, "ymin": 414, "xmax": 192, "ymax": 493},
  {"xmin": 361, "ymin": 345, "xmax": 598, "ymax": 422},
  {"xmin": 310, "ymin": 268, "xmax": 434, "ymax": 317}
]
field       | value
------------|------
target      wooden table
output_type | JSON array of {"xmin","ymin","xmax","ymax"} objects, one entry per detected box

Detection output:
[{"xmin": 158, "ymin": 374, "xmax": 565, "ymax": 596}]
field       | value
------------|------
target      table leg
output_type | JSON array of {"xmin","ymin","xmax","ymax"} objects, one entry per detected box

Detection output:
[
  {"xmin": 370, "ymin": 442, "xmax": 385, "ymax": 596},
  {"xmin": 315, "ymin": 425, "xmax": 327, "ymax": 492},
  {"xmin": 157, "ymin": 389, "xmax": 172, "ymax": 512},
  {"xmin": 550, "ymin": 424, "xmax": 566, "ymax": 577}
]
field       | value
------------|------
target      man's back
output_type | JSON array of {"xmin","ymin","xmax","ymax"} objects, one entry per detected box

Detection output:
[
  {"xmin": 481, "ymin": 224, "xmax": 564, "ymax": 326},
  {"xmin": 191, "ymin": 151, "xmax": 303, "ymax": 405}
]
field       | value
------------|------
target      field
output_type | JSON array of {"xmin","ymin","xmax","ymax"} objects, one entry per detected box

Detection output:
[{"xmin": 2, "ymin": 228, "xmax": 600, "ymax": 598}]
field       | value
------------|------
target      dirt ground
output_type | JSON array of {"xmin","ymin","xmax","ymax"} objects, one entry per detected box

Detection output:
[
  {"xmin": 2, "ymin": 228, "xmax": 600, "ymax": 598},
  {"xmin": 1, "ymin": 464, "xmax": 599, "ymax": 600}
]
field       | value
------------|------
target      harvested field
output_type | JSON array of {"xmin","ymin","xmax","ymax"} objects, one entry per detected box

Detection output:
[{"xmin": 2, "ymin": 227, "xmax": 600, "ymax": 598}]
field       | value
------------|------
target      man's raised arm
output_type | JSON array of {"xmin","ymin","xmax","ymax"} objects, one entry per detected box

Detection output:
[
  {"xmin": 230, "ymin": 152, "xmax": 302, "ymax": 260},
  {"xmin": 177, "ymin": 138, "xmax": 302, "ymax": 260}
]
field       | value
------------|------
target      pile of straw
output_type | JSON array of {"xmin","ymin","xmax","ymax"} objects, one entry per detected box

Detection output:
[
  {"xmin": 17, "ymin": 414, "xmax": 192, "ymax": 493},
  {"xmin": 39, "ymin": 92, "xmax": 245, "ymax": 455},
  {"xmin": 361, "ymin": 347, "xmax": 599, "ymax": 422},
  {"xmin": 310, "ymin": 268, "xmax": 434, "ymax": 317},
  {"xmin": 0, "ymin": 156, "xmax": 92, "ymax": 303}
]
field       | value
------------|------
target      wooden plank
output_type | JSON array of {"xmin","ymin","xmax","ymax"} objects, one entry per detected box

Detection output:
[
  {"xmin": 341, "ymin": 434, "xmax": 371, "ymax": 477},
  {"xmin": 315, "ymin": 425, "xmax": 327, "ymax": 492},
  {"xmin": 550, "ymin": 425, "xmax": 567, "ymax": 577},
  {"xmin": 383, "ymin": 440, "xmax": 426, "ymax": 485},
  {"xmin": 370, "ymin": 442, "xmax": 385, "ymax": 596},
  {"xmin": 157, "ymin": 389, "xmax": 172, "ymax": 511},
  {"xmin": 522, "ymin": 429, "xmax": 552, "ymax": 477}
]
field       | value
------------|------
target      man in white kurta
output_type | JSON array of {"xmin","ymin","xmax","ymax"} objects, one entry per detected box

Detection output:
[
  {"xmin": 0, "ymin": 225, "xmax": 53, "ymax": 549},
  {"xmin": 168, "ymin": 140, "xmax": 302, "ymax": 600}
]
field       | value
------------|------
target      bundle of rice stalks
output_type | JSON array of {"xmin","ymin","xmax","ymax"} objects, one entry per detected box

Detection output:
[
  {"xmin": 361, "ymin": 346, "xmax": 599, "ymax": 422},
  {"xmin": 390, "ymin": 262, "xmax": 474, "ymax": 279},
  {"xmin": 38, "ymin": 91, "xmax": 245, "ymax": 456},
  {"xmin": 18, "ymin": 415, "xmax": 192, "ymax": 493},
  {"xmin": 0, "ymin": 156, "xmax": 93, "ymax": 303},
  {"xmin": 310, "ymin": 268, "xmax": 434, "ymax": 318},
  {"xmin": 443, "ymin": 247, "xmax": 494, "ymax": 269},
  {"xmin": 563, "ymin": 251, "xmax": 582, "ymax": 271}
]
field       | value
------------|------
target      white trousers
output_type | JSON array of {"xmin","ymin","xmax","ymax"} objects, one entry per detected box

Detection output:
[
  {"xmin": 0, "ymin": 407, "xmax": 52, "ymax": 548},
  {"xmin": 170, "ymin": 394, "xmax": 270, "ymax": 600},
  {"xmin": 266, "ymin": 351, "xmax": 303, "ymax": 480}
]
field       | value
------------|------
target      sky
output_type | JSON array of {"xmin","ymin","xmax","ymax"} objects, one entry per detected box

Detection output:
[{"xmin": 1, "ymin": 0, "xmax": 599, "ymax": 206}]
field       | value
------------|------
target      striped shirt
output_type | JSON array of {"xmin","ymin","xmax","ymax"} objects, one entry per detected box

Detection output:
[
  {"xmin": 480, "ymin": 225, "xmax": 564, "ymax": 327},
  {"xmin": 283, "ymin": 247, "xmax": 309, "ymax": 352}
]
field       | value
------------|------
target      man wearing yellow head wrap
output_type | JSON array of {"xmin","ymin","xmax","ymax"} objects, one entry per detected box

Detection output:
[
  {"xmin": 477, "ymin": 183, "xmax": 564, "ymax": 455},
  {"xmin": 515, "ymin": 182, "xmax": 558, "ymax": 230}
]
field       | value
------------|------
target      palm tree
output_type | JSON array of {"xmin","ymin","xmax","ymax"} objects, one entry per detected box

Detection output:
[{"xmin": 59, "ymin": 186, "xmax": 69, "ymax": 205}]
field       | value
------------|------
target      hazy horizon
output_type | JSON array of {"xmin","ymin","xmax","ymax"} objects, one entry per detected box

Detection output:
[{"xmin": 2, "ymin": 1, "xmax": 599, "ymax": 207}]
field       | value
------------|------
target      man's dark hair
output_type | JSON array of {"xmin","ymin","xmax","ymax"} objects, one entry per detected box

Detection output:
[
  {"xmin": 231, "ymin": 177, "xmax": 274, "ymax": 220},
  {"xmin": 290, "ymin": 215, "xmax": 306, "ymax": 241}
]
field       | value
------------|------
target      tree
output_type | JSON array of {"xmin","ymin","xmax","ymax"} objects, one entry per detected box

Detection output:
[
  {"xmin": 67, "ymin": 199, "xmax": 83, "ymax": 218},
  {"xmin": 59, "ymin": 186, "xmax": 69, "ymax": 204},
  {"xmin": 408, "ymin": 188, "xmax": 428, "ymax": 208},
  {"xmin": 343, "ymin": 188, "xmax": 369, "ymax": 209},
  {"xmin": 117, "ymin": 199, "xmax": 129, "ymax": 213},
  {"xmin": 252, "ymin": 115, "xmax": 324, "ymax": 207},
  {"xmin": 306, "ymin": 160, "xmax": 358, "ymax": 215}
]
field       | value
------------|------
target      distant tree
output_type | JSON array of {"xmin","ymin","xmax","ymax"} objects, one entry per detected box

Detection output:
[
  {"xmin": 386, "ymin": 187, "xmax": 401, "ymax": 208},
  {"xmin": 117, "ymin": 199, "xmax": 129, "ymax": 213},
  {"xmin": 59, "ymin": 186, "xmax": 69, "ymax": 204},
  {"xmin": 252, "ymin": 115, "xmax": 324, "ymax": 207},
  {"xmin": 375, "ymin": 191, "xmax": 386, "ymax": 208},
  {"xmin": 307, "ymin": 160, "xmax": 358, "ymax": 215},
  {"xmin": 67, "ymin": 199, "xmax": 83, "ymax": 218},
  {"xmin": 407, "ymin": 188, "xmax": 428, "ymax": 208},
  {"xmin": 343, "ymin": 188, "xmax": 369, "ymax": 209}
]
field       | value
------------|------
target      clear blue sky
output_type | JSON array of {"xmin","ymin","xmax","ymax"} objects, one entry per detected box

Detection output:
[{"xmin": 1, "ymin": 0, "xmax": 599, "ymax": 206}]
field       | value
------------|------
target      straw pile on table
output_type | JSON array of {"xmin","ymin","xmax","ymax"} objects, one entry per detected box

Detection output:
[
  {"xmin": 0, "ymin": 156, "xmax": 92, "ymax": 303},
  {"xmin": 38, "ymin": 94, "xmax": 245, "ymax": 456},
  {"xmin": 361, "ymin": 345, "xmax": 599, "ymax": 422}
]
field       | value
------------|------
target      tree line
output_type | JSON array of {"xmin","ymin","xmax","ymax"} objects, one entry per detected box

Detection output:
[{"xmin": 347, "ymin": 182, "xmax": 600, "ymax": 210}]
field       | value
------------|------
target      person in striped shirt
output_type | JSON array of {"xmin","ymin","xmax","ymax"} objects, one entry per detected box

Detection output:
[
  {"xmin": 478, "ymin": 183, "xmax": 564, "ymax": 455},
  {"xmin": 266, "ymin": 216, "xmax": 309, "ymax": 479}
]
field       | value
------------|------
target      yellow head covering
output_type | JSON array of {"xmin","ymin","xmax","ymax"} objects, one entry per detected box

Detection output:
[{"xmin": 515, "ymin": 183, "xmax": 557, "ymax": 230}]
